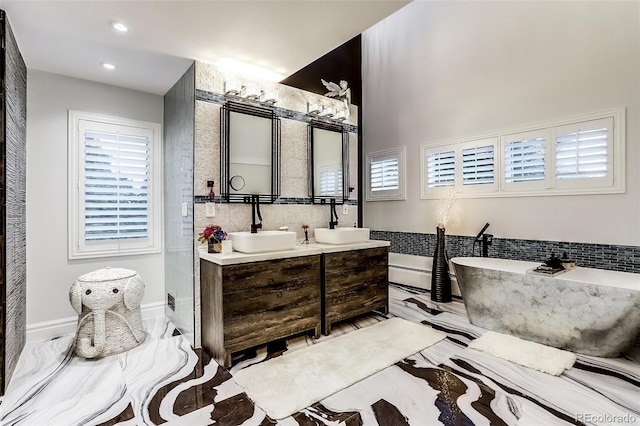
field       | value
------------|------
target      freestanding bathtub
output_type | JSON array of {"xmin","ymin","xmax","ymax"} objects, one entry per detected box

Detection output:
[{"xmin": 451, "ymin": 257, "xmax": 640, "ymax": 357}]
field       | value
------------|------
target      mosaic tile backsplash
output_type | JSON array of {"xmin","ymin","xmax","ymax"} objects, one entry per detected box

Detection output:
[{"xmin": 371, "ymin": 230, "xmax": 640, "ymax": 273}]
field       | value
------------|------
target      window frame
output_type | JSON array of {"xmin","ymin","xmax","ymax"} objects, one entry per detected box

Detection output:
[
  {"xmin": 68, "ymin": 110, "xmax": 163, "ymax": 260},
  {"xmin": 366, "ymin": 146, "xmax": 406, "ymax": 201},
  {"xmin": 421, "ymin": 107, "xmax": 625, "ymax": 199}
]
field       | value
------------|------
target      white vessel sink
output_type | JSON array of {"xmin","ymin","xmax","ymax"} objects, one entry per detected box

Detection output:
[
  {"xmin": 228, "ymin": 231, "xmax": 297, "ymax": 254},
  {"xmin": 314, "ymin": 227, "xmax": 371, "ymax": 245}
]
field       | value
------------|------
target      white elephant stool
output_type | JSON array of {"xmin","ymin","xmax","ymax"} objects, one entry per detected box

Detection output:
[{"xmin": 70, "ymin": 267, "xmax": 145, "ymax": 358}]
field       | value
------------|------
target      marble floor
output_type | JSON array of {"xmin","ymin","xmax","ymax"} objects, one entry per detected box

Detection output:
[{"xmin": 1, "ymin": 284, "xmax": 638, "ymax": 426}]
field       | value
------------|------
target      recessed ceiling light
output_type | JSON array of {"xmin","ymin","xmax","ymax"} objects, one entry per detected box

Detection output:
[
  {"xmin": 101, "ymin": 62, "xmax": 117, "ymax": 70},
  {"xmin": 110, "ymin": 21, "xmax": 131, "ymax": 33}
]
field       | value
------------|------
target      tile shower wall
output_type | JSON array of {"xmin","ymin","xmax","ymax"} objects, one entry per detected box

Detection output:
[
  {"xmin": 1, "ymin": 12, "xmax": 27, "ymax": 395},
  {"xmin": 371, "ymin": 230, "xmax": 640, "ymax": 273},
  {"xmin": 163, "ymin": 63, "xmax": 196, "ymax": 346}
]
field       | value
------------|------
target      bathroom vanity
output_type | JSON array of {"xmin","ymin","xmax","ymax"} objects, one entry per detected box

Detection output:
[
  {"xmin": 200, "ymin": 247, "xmax": 323, "ymax": 367},
  {"xmin": 199, "ymin": 239, "xmax": 390, "ymax": 366},
  {"xmin": 315, "ymin": 242, "xmax": 390, "ymax": 334}
]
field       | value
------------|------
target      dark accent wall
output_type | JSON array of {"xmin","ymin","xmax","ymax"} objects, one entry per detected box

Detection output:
[
  {"xmin": 371, "ymin": 230, "xmax": 640, "ymax": 273},
  {"xmin": 163, "ymin": 63, "xmax": 196, "ymax": 341},
  {"xmin": 280, "ymin": 35, "xmax": 363, "ymax": 225},
  {"xmin": 0, "ymin": 11, "xmax": 27, "ymax": 396},
  {"xmin": 281, "ymin": 35, "xmax": 362, "ymax": 106}
]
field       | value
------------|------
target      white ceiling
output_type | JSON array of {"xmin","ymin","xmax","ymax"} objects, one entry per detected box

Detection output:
[{"xmin": 0, "ymin": 0, "xmax": 409, "ymax": 95}]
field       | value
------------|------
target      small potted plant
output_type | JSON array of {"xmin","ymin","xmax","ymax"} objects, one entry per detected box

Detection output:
[{"xmin": 199, "ymin": 225, "xmax": 227, "ymax": 253}]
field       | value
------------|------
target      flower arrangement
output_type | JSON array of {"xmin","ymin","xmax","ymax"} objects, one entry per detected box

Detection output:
[{"xmin": 198, "ymin": 225, "xmax": 227, "ymax": 244}]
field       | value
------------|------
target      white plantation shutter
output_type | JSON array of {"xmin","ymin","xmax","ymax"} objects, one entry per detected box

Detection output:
[
  {"xmin": 370, "ymin": 158, "xmax": 399, "ymax": 191},
  {"xmin": 69, "ymin": 111, "xmax": 161, "ymax": 259},
  {"xmin": 319, "ymin": 165, "xmax": 342, "ymax": 196},
  {"xmin": 500, "ymin": 129, "xmax": 549, "ymax": 192},
  {"xmin": 366, "ymin": 147, "xmax": 406, "ymax": 201},
  {"xmin": 504, "ymin": 138, "xmax": 545, "ymax": 183},
  {"xmin": 555, "ymin": 118, "xmax": 611, "ymax": 181},
  {"xmin": 427, "ymin": 150, "xmax": 455, "ymax": 187},
  {"xmin": 462, "ymin": 144, "xmax": 495, "ymax": 186},
  {"xmin": 83, "ymin": 131, "xmax": 150, "ymax": 241},
  {"xmin": 421, "ymin": 109, "xmax": 623, "ymax": 198}
]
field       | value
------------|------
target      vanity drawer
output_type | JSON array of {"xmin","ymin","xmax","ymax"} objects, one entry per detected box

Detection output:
[
  {"xmin": 201, "ymin": 255, "xmax": 321, "ymax": 367},
  {"xmin": 322, "ymin": 246, "xmax": 389, "ymax": 334}
]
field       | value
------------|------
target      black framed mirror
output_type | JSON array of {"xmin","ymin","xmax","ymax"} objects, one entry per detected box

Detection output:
[
  {"xmin": 308, "ymin": 121, "xmax": 349, "ymax": 204},
  {"xmin": 220, "ymin": 102, "xmax": 280, "ymax": 203}
]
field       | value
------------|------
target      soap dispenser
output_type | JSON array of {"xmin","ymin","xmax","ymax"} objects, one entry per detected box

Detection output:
[{"xmin": 207, "ymin": 180, "xmax": 215, "ymax": 202}]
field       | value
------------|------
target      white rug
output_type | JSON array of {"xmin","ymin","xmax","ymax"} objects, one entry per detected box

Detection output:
[
  {"xmin": 232, "ymin": 317, "xmax": 446, "ymax": 419},
  {"xmin": 468, "ymin": 331, "xmax": 576, "ymax": 376}
]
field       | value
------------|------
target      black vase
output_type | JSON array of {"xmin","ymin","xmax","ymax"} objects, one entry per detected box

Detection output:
[{"xmin": 431, "ymin": 226, "xmax": 452, "ymax": 302}]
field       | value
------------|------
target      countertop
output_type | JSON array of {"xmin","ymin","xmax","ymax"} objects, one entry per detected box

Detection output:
[
  {"xmin": 307, "ymin": 239, "xmax": 390, "ymax": 254},
  {"xmin": 199, "ymin": 239, "xmax": 390, "ymax": 265}
]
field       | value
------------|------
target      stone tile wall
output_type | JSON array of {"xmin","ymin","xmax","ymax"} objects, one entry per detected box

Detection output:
[
  {"xmin": 1, "ymin": 13, "xmax": 27, "ymax": 395},
  {"xmin": 371, "ymin": 230, "xmax": 640, "ymax": 273},
  {"xmin": 193, "ymin": 62, "xmax": 360, "ymax": 241}
]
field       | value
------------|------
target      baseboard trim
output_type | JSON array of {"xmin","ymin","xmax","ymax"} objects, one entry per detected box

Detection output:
[
  {"xmin": 26, "ymin": 301, "xmax": 166, "ymax": 343},
  {"xmin": 389, "ymin": 253, "xmax": 460, "ymax": 297}
]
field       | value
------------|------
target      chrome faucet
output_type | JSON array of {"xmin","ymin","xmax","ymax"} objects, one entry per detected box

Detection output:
[
  {"xmin": 329, "ymin": 198, "xmax": 339, "ymax": 229},
  {"xmin": 250, "ymin": 195, "xmax": 262, "ymax": 233}
]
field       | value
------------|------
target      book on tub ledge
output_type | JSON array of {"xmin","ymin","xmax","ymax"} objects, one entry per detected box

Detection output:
[{"xmin": 526, "ymin": 265, "xmax": 568, "ymax": 277}]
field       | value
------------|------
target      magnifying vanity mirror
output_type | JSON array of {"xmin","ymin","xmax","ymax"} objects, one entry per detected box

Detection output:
[
  {"xmin": 221, "ymin": 102, "xmax": 280, "ymax": 203},
  {"xmin": 308, "ymin": 121, "xmax": 349, "ymax": 204}
]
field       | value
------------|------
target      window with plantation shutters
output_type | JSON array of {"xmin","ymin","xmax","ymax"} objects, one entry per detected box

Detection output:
[
  {"xmin": 426, "ymin": 150, "xmax": 455, "ymax": 188},
  {"xmin": 504, "ymin": 138, "xmax": 545, "ymax": 182},
  {"xmin": 555, "ymin": 117, "xmax": 612, "ymax": 181},
  {"xmin": 366, "ymin": 147, "xmax": 406, "ymax": 201},
  {"xmin": 69, "ymin": 111, "xmax": 162, "ymax": 259},
  {"xmin": 461, "ymin": 143, "xmax": 495, "ymax": 186},
  {"xmin": 501, "ymin": 130, "xmax": 549, "ymax": 191},
  {"xmin": 421, "ymin": 107, "xmax": 623, "ymax": 198},
  {"xmin": 83, "ymin": 130, "xmax": 150, "ymax": 241},
  {"xmin": 370, "ymin": 158, "xmax": 399, "ymax": 191}
]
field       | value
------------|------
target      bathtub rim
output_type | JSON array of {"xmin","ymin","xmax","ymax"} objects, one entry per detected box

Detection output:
[{"xmin": 450, "ymin": 256, "xmax": 639, "ymax": 291}]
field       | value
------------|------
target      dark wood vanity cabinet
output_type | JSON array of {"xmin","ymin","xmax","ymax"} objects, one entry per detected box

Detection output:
[
  {"xmin": 201, "ymin": 255, "xmax": 321, "ymax": 367},
  {"xmin": 322, "ymin": 246, "xmax": 389, "ymax": 334}
]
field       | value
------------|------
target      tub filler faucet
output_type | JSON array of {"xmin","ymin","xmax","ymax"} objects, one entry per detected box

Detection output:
[
  {"xmin": 474, "ymin": 222, "xmax": 493, "ymax": 257},
  {"xmin": 329, "ymin": 198, "xmax": 339, "ymax": 229},
  {"xmin": 250, "ymin": 195, "xmax": 262, "ymax": 233}
]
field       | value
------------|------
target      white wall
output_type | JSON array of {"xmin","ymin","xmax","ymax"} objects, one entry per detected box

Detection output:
[
  {"xmin": 26, "ymin": 70, "xmax": 165, "ymax": 328},
  {"xmin": 362, "ymin": 1, "xmax": 640, "ymax": 246}
]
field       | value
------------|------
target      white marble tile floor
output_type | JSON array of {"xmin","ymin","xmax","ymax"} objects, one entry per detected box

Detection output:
[{"xmin": 1, "ymin": 285, "xmax": 638, "ymax": 425}]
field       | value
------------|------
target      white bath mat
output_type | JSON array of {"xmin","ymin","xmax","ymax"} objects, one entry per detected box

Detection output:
[
  {"xmin": 468, "ymin": 331, "xmax": 576, "ymax": 376},
  {"xmin": 232, "ymin": 317, "xmax": 446, "ymax": 419}
]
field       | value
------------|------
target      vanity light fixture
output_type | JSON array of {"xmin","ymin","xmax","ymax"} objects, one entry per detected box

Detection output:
[
  {"xmin": 224, "ymin": 79, "xmax": 279, "ymax": 105},
  {"xmin": 110, "ymin": 21, "xmax": 131, "ymax": 33},
  {"xmin": 241, "ymin": 83, "xmax": 261, "ymax": 100},
  {"xmin": 318, "ymin": 105, "xmax": 335, "ymax": 118},
  {"xmin": 333, "ymin": 109, "xmax": 348, "ymax": 121},
  {"xmin": 307, "ymin": 102, "xmax": 322, "ymax": 114},
  {"xmin": 260, "ymin": 88, "xmax": 279, "ymax": 104},
  {"xmin": 101, "ymin": 62, "xmax": 117, "ymax": 70},
  {"xmin": 224, "ymin": 79, "xmax": 242, "ymax": 96}
]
